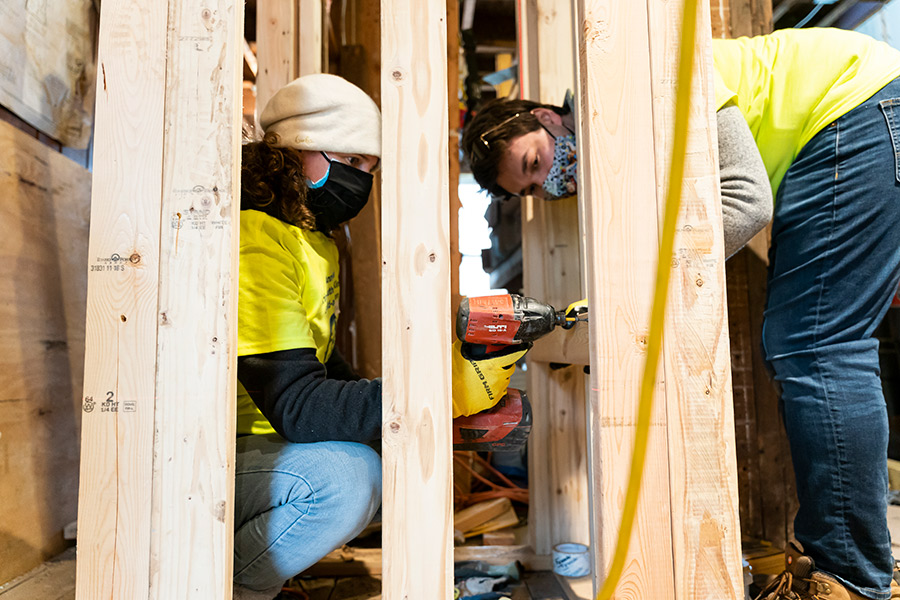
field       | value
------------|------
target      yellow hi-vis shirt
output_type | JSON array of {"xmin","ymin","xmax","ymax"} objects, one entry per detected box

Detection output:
[
  {"xmin": 237, "ymin": 209, "xmax": 340, "ymax": 435},
  {"xmin": 713, "ymin": 28, "xmax": 900, "ymax": 196}
]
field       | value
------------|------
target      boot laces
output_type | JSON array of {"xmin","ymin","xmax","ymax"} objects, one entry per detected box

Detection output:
[{"xmin": 754, "ymin": 570, "xmax": 822, "ymax": 600}]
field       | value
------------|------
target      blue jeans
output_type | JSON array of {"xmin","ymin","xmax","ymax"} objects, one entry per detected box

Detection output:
[
  {"xmin": 764, "ymin": 76, "xmax": 900, "ymax": 600},
  {"xmin": 233, "ymin": 435, "xmax": 382, "ymax": 591}
]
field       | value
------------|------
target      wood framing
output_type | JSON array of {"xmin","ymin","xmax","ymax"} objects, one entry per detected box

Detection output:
[
  {"xmin": 516, "ymin": 0, "xmax": 591, "ymax": 559},
  {"xmin": 575, "ymin": 0, "xmax": 742, "ymax": 596},
  {"xmin": 298, "ymin": 0, "xmax": 324, "ymax": 76},
  {"xmin": 256, "ymin": 0, "xmax": 298, "ymax": 115},
  {"xmin": 380, "ymin": 0, "xmax": 453, "ymax": 598},
  {"xmin": 75, "ymin": 1, "xmax": 243, "ymax": 598}
]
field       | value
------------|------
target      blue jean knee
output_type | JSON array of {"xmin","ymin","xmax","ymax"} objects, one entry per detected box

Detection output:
[
  {"xmin": 233, "ymin": 436, "xmax": 382, "ymax": 590},
  {"xmin": 762, "ymin": 75, "xmax": 900, "ymax": 600}
]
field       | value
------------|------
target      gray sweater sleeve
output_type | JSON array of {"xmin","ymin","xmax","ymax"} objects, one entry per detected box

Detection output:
[{"xmin": 717, "ymin": 104, "xmax": 773, "ymax": 258}]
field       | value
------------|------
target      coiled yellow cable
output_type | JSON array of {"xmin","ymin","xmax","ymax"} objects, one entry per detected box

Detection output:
[{"xmin": 594, "ymin": 1, "xmax": 699, "ymax": 598}]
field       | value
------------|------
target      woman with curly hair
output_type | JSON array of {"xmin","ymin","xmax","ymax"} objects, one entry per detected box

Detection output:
[
  {"xmin": 232, "ymin": 74, "xmax": 384, "ymax": 600},
  {"xmin": 233, "ymin": 73, "xmax": 526, "ymax": 599}
]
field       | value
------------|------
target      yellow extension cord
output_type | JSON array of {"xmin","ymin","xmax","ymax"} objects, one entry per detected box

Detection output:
[{"xmin": 594, "ymin": 1, "xmax": 699, "ymax": 599}]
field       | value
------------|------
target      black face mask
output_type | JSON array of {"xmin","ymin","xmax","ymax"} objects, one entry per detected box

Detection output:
[{"xmin": 306, "ymin": 152, "xmax": 374, "ymax": 232}]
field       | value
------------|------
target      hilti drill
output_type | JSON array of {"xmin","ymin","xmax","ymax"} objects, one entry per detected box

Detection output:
[{"xmin": 452, "ymin": 294, "xmax": 587, "ymax": 451}]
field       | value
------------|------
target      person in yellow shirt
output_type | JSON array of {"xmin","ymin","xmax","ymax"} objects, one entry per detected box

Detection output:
[
  {"xmin": 234, "ymin": 74, "xmax": 526, "ymax": 600},
  {"xmin": 462, "ymin": 28, "xmax": 900, "ymax": 600}
]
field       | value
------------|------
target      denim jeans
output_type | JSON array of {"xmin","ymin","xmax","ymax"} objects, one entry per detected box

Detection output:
[
  {"xmin": 763, "ymin": 76, "xmax": 900, "ymax": 600},
  {"xmin": 233, "ymin": 434, "xmax": 382, "ymax": 591}
]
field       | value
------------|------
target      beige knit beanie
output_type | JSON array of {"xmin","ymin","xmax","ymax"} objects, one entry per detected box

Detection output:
[{"xmin": 259, "ymin": 74, "xmax": 381, "ymax": 158}]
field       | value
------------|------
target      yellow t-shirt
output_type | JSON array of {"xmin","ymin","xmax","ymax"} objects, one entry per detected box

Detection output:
[
  {"xmin": 237, "ymin": 209, "xmax": 340, "ymax": 434},
  {"xmin": 713, "ymin": 28, "xmax": 900, "ymax": 195}
]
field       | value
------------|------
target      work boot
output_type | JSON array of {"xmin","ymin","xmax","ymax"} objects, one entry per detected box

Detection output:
[{"xmin": 755, "ymin": 542, "xmax": 869, "ymax": 600}]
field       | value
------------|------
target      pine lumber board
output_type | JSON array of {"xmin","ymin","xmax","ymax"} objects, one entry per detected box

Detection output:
[
  {"xmin": 148, "ymin": 0, "xmax": 243, "ymax": 597},
  {"xmin": 455, "ymin": 498, "xmax": 513, "ymax": 534},
  {"xmin": 345, "ymin": 0, "xmax": 383, "ymax": 380},
  {"xmin": 575, "ymin": 0, "xmax": 678, "ymax": 596},
  {"xmin": 298, "ymin": 0, "xmax": 323, "ymax": 76},
  {"xmin": 515, "ymin": 0, "xmax": 540, "ymax": 101},
  {"xmin": 256, "ymin": 0, "xmax": 297, "ymax": 115},
  {"xmin": 76, "ymin": 1, "xmax": 242, "ymax": 598},
  {"xmin": 647, "ymin": 0, "xmax": 743, "ymax": 596},
  {"xmin": 0, "ymin": 122, "xmax": 90, "ymax": 584},
  {"xmin": 518, "ymin": 1, "xmax": 590, "ymax": 554},
  {"xmin": 465, "ymin": 505, "xmax": 520, "ymax": 537},
  {"xmin": 75, "ymin": 2, "xmax": 168, "ymax": 596},
  {"xmin": 482, "ymin": 530, "xmax": 518, "ymax": 546},
  {"xmin": 574, "ymin": 0, "xmax": 742, "ymax": 596},
  {"xmin": 380, "ymin": 0, "xmax": 453, "ymax": 597}
]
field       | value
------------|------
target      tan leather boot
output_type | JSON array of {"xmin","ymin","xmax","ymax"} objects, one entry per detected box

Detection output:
[{"xmin": 755, "ymin": 542, "xmax": 872, "ymax": 600}]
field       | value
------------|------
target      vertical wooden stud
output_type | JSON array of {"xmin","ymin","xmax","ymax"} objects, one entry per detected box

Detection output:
[
  {"xmin": 298, "ymin": 0, "xmax": 323, "ymax": 76},
  {"xmin": 76, "ymin": 0, "xmax": 242, "ymax": 598},
  {"xmin": 76, "ymin": 2, "xmax": 167, "ymax": 596},
  {"xmin": 256, "ymin": 0, "xmax": 297, "ymax": 116},
  {"xmin": 518, "ymin": 0, "xmax": 590, "ymax": 558},
  {"xmin": 380, "ymin": 0, "xmax": 453, "ymax": 598},
  {"xmin": 575, "ymin": 0, "xmax": 741, "ymax": 596},
  {"xmin": 150, "ymin": 0, "xmax": 243, "ymax": 597},
  {"xmin": 647, "ymin": 0, "xmax": 743, "ymax": 596},
  {"xmin": 575, "ymin": 1, "xmax": 677, "ymax": 594}
]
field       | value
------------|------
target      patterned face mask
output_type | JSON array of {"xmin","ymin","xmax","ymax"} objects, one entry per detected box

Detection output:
[{"xmin": 541, "ymin": 131, "xmax": 577, "ymax": 201}]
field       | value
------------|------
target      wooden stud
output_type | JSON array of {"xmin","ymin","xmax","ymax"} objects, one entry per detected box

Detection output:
[
  {"xmin": 298, "ymin": 0, "xmax": 323, "ymax": 76},
  {"xmin": 575, "ymin": 0, "xmax": 741, "ymax": 596},
  {"xmin": 575, "ymin": 2, "xmax": 677, "ymax": 594},
  {"xmin": 76, "ymin": 2, "xmax": 167, "ymax": 595},
  {"xmin": 76, "ymin": 1, "xmax": 242, "ymax": 598},
  {"xmin": 344, "ymin": 0, "xmax": 383, "ymax": 380},
  {"xmin": 646, "ymin": 0, "xmax": 743, "ymax": 595},
  {"xmin": 149, "ymin": 0, "xmax": 243, "ymax": 596},
  {"xmin": 517, "ymin": 0, "xmax": 591, "ymax": 559},
  {"xmin": 380, "ymin": 0, "xmax": 453, "ymax": 597},
  {"xmin": 256, "ymin": 0, "xmax": 297, "ymax": 115}
]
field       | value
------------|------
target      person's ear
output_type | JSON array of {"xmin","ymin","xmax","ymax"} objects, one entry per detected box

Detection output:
[{"xmin": 531, "ymin": 107, "xmax": 562, "ymax": 128}]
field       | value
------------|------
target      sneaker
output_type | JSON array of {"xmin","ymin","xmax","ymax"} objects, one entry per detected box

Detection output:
[{"xmin": 755, "ymin": 542, "xmax": 869, "ymax": 600}]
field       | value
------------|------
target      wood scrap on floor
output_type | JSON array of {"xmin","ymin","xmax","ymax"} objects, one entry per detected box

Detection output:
[{"xmin": 455, "ymin": 498, "xmax": 513, "ymax": 534}]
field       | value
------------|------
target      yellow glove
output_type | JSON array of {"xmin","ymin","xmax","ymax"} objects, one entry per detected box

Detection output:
[{"xmin": 451, "ymin": 339, "xmax": 530, "ymax": 418}]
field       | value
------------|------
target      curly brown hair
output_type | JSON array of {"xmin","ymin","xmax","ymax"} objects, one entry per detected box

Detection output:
[{"xmin": 240, "ymin": 134, "xmax": 317, "ymax": 230}]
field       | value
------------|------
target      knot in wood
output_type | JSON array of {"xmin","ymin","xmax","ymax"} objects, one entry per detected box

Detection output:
[
  {"xmin": 129, "ymin": 253, "xmax": 141, "ymax": 264},
  {"xmin": 389, "ymin": 422, "xmax": 400, "ymax": 433}
]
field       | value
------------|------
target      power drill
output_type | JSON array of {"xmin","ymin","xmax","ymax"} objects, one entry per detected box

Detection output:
[{"xmin": 452, "ymin": 294, "xmax": 588, "ymax": 452}]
